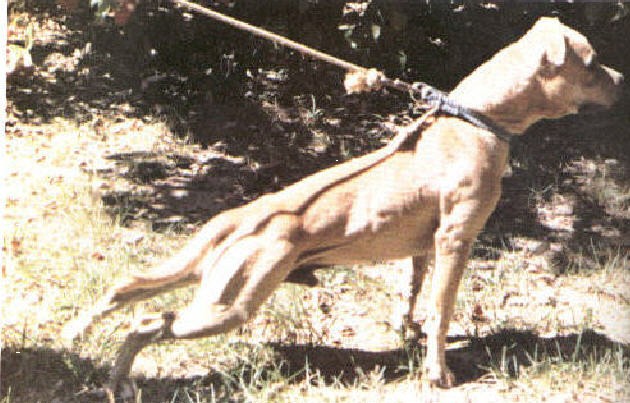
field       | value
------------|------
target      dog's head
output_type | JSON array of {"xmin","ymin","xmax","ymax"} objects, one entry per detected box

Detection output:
[
  {"xmin": 450, "ymin": 17, "xmax": 623, "ymax": 134},
  {"xmin": 530, "ymin": 17, "xmax": 624, "ymax": 116}
]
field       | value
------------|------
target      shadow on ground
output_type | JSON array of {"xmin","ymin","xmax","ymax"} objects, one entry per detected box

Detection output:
[
  {"xmin": 8, "ymin": 3, "xmax": 630, "ymax": 255},
  {"xmin": 269, "ymin": 329, "xmax": 629, "ymax": 385},
  {"xmin": 1, "ymin": 330, "xmax": 627, "ymax": 402}
]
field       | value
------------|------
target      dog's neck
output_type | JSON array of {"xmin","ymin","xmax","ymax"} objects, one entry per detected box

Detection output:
[{"xmin": 449, "ymin": 41, "xmax": 557, "ymax": 135}]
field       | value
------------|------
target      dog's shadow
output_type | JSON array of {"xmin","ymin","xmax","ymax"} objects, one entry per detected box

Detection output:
[
  {"xmin": 1, "ymin": 329, "xmax": 625, "ymax": 401},
  {"xmin": 267, "ymin": 329, "xmax": 626, "ymax": 384}
]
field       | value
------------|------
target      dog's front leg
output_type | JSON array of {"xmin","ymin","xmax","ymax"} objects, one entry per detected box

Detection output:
[
  {"xmin": 404, "ymin": 255, "xmax": 429, "ymax": 342},
  {"xmin": 424, "ymin": 197, "xmax": 490, "ymax": 388},
  {"xmin": 424, "ymin": 240, "xmax": 470, "ymax": 387}
]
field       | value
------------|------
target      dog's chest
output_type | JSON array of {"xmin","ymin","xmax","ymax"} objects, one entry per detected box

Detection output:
[{"xmin": 307, "ymin": 201, "xmax": 439, "ymax": 265}]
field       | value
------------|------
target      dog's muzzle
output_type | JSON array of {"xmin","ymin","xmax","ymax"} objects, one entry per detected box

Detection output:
[{"xmin": 601, "ymin": 65, "xmax": 624, "ymax": 106}]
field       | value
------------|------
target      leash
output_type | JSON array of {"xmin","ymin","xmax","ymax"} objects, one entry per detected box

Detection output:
[
  {"xmin": 170, "ymin": 0, "xmax": 513, "ymax": 143},
  {"xmin": 170, "ymin": 0, "xmax": 420, "ymax": 93}
]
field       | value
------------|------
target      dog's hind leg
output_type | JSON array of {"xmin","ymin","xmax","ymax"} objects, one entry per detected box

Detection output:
[
  {"xmin": 61, "ymin": 253, "xmax": 202, "ymax": 342},
  {"xmin": 107, "ymin": 217, "xmax": 301, "ymax": 397},
  {"xmin": 62, "ymin": 221, "xmax": 236, "ymax": 341}
]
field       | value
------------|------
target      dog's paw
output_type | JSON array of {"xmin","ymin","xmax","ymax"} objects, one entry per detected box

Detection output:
[
  {"xmin": 105, "ymin": 378, "xmax": 137, "ymax": 403},
  {"xmin": 62, "ymin": 296, "xmax": 116, "ymax": 344},
  {"xmin": 402, "ymin": 316, "xmax": 423, "ymax": 343},
  {"xmin": 423, "ymin": 365, "xmax": 455, "ymax": 389}
]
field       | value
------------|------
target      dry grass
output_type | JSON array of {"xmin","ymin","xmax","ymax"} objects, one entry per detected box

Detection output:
[
  {"xmin": 3, "ymin": 112, "xmax": 629, "ymax": 402},
  {"xmin": 4, "ymin": 9, "xmax": 629, "ymax": 402}
]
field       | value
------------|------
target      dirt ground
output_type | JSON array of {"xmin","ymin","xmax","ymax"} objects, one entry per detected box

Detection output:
[{"xmin": 3, "ymin": 3, "xmax": 630, "ymax": 402}]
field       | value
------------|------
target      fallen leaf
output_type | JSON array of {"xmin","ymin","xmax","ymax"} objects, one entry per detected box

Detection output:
[
  {"xmin": 91, "ymin": 251, "xmax": 106, "ymax": 261},
  {"xmin": 11, "ymin": 237, "xmax": 22, "ymax": 256},
  {"xmin": 472, "ymin": 303, "xmax": 488, "ymax": 322},
  {"xmin": 472, "ymin": 280, "xmax": 484, "ymax": 292},
  {"xmin": 341, "ymin": 326, "xmax": 356, "ymax": 338}
]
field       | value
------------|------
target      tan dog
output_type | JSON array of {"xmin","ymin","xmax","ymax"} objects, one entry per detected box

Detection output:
[{"xmin": 64, "ymin": 17, "xmax": 622, "ymax": 395}]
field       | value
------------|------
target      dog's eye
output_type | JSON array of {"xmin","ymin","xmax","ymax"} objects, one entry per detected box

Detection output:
[{"xmin": 584, "ymin": 75, "xmax": 597, "ymax": 87}]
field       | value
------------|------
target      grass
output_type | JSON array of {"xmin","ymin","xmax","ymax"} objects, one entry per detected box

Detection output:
[
  {"xmin": 482, "ymin": 335, "xmax": 630, "ymax": 402},
  {"xmin": 3, "ymin": 119, "xmax": 186, "ymax": 351},
  {"xmin": 3, "ymin": 13, "xmax": 629, "ymax": 398},
  {"xmin": 3, "ymin": 114, "xmax": 629, "ymax": 402}
]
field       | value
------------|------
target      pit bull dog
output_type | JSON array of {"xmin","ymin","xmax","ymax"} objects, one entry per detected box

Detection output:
[{"xmin": 63, "ymin": 17, "xmax": 623, "ymax": 396}]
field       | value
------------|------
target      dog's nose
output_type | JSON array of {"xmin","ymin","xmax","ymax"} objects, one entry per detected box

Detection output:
[
  {"xmin": 604, "ymin": 65, "xmax": 624, "ymax": 88},
  {"xmin": 600, "ymin": 65, "xmax": 624, "ymax": 104}
]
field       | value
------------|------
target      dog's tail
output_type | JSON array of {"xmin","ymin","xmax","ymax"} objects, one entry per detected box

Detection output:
[{"xmin": 62, "ymin": 219, "xmax": 235, "ymax": 341}]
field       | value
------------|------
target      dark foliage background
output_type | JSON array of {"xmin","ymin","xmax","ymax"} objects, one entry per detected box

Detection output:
[{"xmin": 7, "ymin": 0, "xmax": 630, "ymax": 250}]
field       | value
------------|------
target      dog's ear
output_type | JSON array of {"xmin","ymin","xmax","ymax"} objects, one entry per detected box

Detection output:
[
  {"xmin": 540, "ymin": 35, "xmax": 568, "ymax": 76},
  {"xmin": 545, "ymin": 35, "xmax": 567, "ymax": 66},
  {"xmin": 530, "ymin": 17, "xmax": 567, "ymax": 76}
]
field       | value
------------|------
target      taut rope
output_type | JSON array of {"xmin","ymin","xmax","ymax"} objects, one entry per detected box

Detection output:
[{"xmin": 170, "ymin": 0, "xmax": 429, "ymax": 96}]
